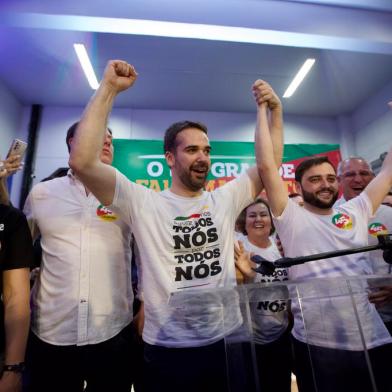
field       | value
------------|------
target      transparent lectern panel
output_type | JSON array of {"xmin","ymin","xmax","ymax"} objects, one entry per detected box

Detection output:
[
  {"xmin": 292, "ymin": 276, "xmax": 392, "ymax": 392},
  {"xmin": 168, "ymin": 275, "xmax": 392, "ymax": 392}
]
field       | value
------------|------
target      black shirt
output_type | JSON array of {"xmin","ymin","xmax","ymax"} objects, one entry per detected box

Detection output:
[{"xmin": 0, "ymin": 204, "xmax": 34, "ymax": 352}]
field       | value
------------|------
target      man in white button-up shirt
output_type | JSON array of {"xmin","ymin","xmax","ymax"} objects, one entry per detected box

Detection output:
[{"xmin": 23, "ymin": 123, "xmax": 138, "ymax": 392}]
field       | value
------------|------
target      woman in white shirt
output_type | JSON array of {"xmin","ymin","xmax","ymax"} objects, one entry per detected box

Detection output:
[{"xmin": 235, "ymin": 198, "xmax": 292, "ymax": 392}]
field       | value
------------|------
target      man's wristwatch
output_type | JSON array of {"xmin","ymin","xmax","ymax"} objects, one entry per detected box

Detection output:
[{"xmin": 3, "ymin": 362, "xmax": 25, "ymax": 373}]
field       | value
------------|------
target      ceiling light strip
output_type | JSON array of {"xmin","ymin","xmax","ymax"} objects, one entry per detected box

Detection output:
[
  {"xmin": 283, "ymin": 58, "xmax": 315, "ymax": 98},
  {"xmin": 73, "ymin": 43, "xmax": 99, "ymax": 90},
  {"xmin": 4, "ymin": 13, "xmax": 390, "ymax": 54}
]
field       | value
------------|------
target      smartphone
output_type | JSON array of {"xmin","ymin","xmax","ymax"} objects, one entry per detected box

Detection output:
[{"xmin": 6, "ymin": 139, "xmax": 28, "ymax": 159}]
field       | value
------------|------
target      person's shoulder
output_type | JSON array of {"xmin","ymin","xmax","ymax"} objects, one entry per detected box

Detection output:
[
  {"xmin": 31, "ymin": 175, "xmax": 69, "ymax": 196},
  {"xmin": 284, "ymin": 197, "xmax": 303, "ymax": 214},
  {"xmin": 116, "ymin": 171, "xmax": 153, "ymax": 195},
  {"xmin": 159, "ymin": 188, "xmax": 170, "ymax": 197},
  {"xmin": 210, "ymin": 174, "xmax": 249, "ymax": 196},
  {"xmin": 43, "ymin": 175, "xmax": 69, "ymax": 187},
  {"xmin": 338, "ymin": 193, "xmax": 369, "ymax": 212},
  {"xmin": 0, "ymin": 204, "xmax": 26, "ymax": 225},
  {"xmin": 374, "ymin": 204, "xmax": 392, "ymax": 221},
  {"xmin": 333, "ymin": 197, "xmax": 346, "ymax": 208},
  {"xmin": 0, "ymin": 203, "xmax": 18, "ymax": 217},
  {"xmin": 376, "ymin": 204, "xmax": 392, "ymax": 214}
]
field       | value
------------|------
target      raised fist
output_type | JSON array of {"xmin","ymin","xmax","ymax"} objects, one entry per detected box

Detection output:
[
  {"xmin": 101, "ymin": 60, "xmax": 138, "ymax": 93},
  {"xmin": 252, "ymin": 79, "xmax": 281, "ymax": 110}
]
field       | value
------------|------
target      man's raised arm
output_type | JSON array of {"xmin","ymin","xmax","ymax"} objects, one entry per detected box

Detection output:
[
  {"xmin": 247, "ymin": 80, "xmax": 284, "ymax": 198},
  {"xmin": 256, "ymin": 80, "xmax": 284, "ymax": 168},
  {"xmin": 364, "ymin": 149, "xmax": 392, "ymax": 214},
  {"xmin": 363, "ymin": 103, "xmax": 392, "ymax": 214},
  {"xmin": 253, "ymin": 80, "xmax": 287, "ymax": 216},
  {"xmin": 69, "ymin": 60, "xmax": 137, "ymax": 206}
]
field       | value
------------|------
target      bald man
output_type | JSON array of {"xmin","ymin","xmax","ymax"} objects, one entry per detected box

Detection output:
[{"xmin": 336, "ymin": 156, "xmax": 392, "ymax": 333}]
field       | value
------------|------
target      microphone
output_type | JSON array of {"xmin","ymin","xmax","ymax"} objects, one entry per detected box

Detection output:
[
  {"xmin": 250, "ymin": 234, "xmax": 392, "ymax": 276},
  {"xmin": 377, "ymin": 234, "xmax": 392, "ymax": 264},
  {"xmin": 251, "ymin": 255, "xmax": 276, "ymax": 276}
]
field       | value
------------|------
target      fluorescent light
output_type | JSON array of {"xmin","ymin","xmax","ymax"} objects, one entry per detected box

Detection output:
[
  {"xmin": 283, "ymin": 58, "xmax": 315, "ymax": 98},
  {"xmin": 73, "ymin": 43, "xmax": 99, "ymax": 90}
]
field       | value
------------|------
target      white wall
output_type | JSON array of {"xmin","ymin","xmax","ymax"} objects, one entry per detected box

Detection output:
[
  {"xmin": 355, "ymin": 111, "xmax": 392, "ymax": 164},
  {"xmin": 336, "ymin": 115, "xmax": 356, "ymax": 159},
  {"xmin": 351, "ymin": 79, "xmax": 392, "ymax": 163},
  {"xmin": 0, "ymin": 79, "xmax": 24, "ymax": 158},
  {"xmin": 0, "ymin": 79, "xmax": 25, "ymax": 204}
]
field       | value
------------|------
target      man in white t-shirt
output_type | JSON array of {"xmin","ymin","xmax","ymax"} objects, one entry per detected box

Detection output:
[
  {"xmin": 68, "ymin": 61, "xmax": 283, "ymax": 391},
  {"xmin": 336, "ymin": 156, "xmax": 392, "ymax": 334},
  {"xmin": 253, "ymin": 82, "xmax": 392, "ymax": 392}
]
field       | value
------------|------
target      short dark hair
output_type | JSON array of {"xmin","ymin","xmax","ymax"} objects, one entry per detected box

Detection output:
[
  {"xmin": 163, "ymin": 121, "xmax": 208, "ymax": 153},
  {"xmin": 295, "ymin": 156, "xmax": 336, "ymax": 184},
  {"xmin": 236, "ymin": 198, "xmax": 275, "ymax": 236},
  {"xmin": 66, "ymin": 122, "xmax": 79, "ymax": 153},
  {"xmin": 41, "ymin": 167, "xmax": 69, "ymax": 182},
  {"xmin": 66, "ymin": 122, "xmax": 112, "ymax": 153}
]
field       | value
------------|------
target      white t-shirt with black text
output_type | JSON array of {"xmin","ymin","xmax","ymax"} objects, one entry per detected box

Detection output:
[
  {"xmin": 111, "ymin": 169, "xmax": 254, "ymax": 347},
  {"xmin": 273, "ymin": 194, "xmax": 392, "ymax": 350},
  {"xmin": 238, "ymin": 236, "xmax": 289, "ymax": 344}
]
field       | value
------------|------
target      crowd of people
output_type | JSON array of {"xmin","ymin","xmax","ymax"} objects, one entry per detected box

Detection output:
[{"xmin": 0, "ymin": 59, "xmax": 391, "ymax": 392}]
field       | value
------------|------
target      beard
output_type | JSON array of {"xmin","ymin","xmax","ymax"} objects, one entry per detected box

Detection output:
[
  {"xmin": 301, "ymin": 187, "xmax": 338, "ymax": 209},
  {"xmin": 177, "ymin": 161, "xmax": 209, "ymax": 192}
]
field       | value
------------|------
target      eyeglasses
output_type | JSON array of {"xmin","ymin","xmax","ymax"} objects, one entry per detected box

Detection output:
[{"xmin": 341, "ymin": 171, "xmax": 373, "ymax": 179}]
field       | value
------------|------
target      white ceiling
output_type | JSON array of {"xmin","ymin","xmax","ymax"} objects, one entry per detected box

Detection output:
[{"xmin": 0, "ymin": 0, "xmax": 391, "ymax": 116}]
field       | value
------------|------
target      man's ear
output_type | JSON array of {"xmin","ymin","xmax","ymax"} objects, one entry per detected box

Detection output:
[
  {"xmin": 295, "ymin": 181, "xmax": 302, "ymax": 196},
  {"xmin": 68, "ymin": 137, "xmax": 74, "ymax": 151},
  {"xmin": 165, "ymin": 151, "xmax": 174, "ymax": 168}
]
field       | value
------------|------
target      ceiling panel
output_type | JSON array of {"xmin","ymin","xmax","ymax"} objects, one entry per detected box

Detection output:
[{"xmin": 0, "ymin": 0, "xmax": 391, "ymax": 116}]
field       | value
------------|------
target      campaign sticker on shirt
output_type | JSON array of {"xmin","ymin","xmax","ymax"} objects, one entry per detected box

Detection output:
[
  {"xmin": 174, "ymin": 206, "xmax": 209, "ymax": 221},
  {"xmin": 368, "ymin": 222, "xmax": 388, "ymax": 237},
  {"xmin": 174, "ymin": 213, "xmax": 201, "ymax": 221},
  {"xmin": 96, "ymin": 205, "xmax": 118, "ymax": 221},
  {"xmin": 332, "ymin": 213, "xmax": 353, "ymax": 230}
]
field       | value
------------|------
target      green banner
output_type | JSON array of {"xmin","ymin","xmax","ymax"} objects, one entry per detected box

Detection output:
[{"xmin": 113, "ymin": 139, "xmax": 341, "ymax": 193}]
